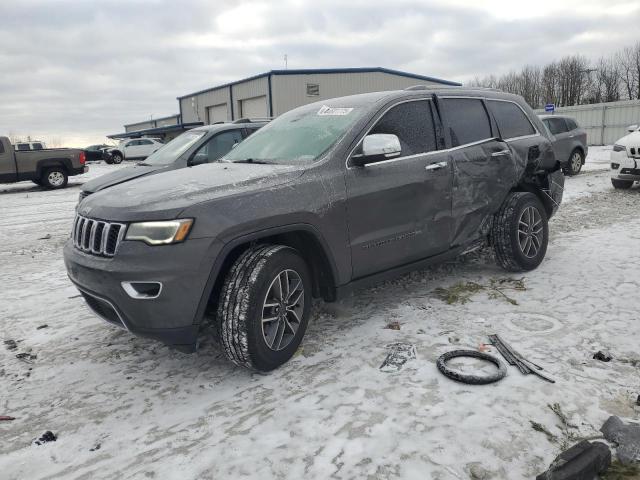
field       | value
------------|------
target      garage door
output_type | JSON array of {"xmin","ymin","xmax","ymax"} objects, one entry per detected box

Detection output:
[
  {"xmin": 207, "ymin": 103, "xmax": 228, "ymax": 124},
  {"xmin": 240, "ymin": 96, "xmax": 267, "ymax": 118}
]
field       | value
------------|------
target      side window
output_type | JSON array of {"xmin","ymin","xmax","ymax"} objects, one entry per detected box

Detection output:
[
  {"xmin": 0, "ymin": 141, "xmax": 4, "ymax": 154},
  {"xmin": 125, "ymin": 140, "xmax": 137, "ymax": 147},
  {"xmin": 32, "ymin": 143, "xmax": 43, "ymax": 150},
  {"xmin": 487, "ymin": 100, "xmax": 536, "ymax": 139},
  {"xmin": 17, "ymin": 143, "xmax": 30, "ymax": 151},
  {"xmin": 194, "ymin": 130, "xmax": 244, "ymax": 163},
  {"xmin": 546, "ymin": 118, "xmax": 568, "ymax": 135},
  {"xmin": 368, "ymin": 100, "xmax": 438, "ymax": 157},
  {"xmin": 244, "ymin": 127, "xmax": 260, "ymax": 138},
  {"xmin": 139, "ymin": 139, "xmax": 153, "ymax": 145},
  {"xmin": 565, "ymin": 118, "xmax": 578, "ymax": 130},
  {"xmin": 440, "ymin": 98, "xmax": 492, "ymax": 147}
]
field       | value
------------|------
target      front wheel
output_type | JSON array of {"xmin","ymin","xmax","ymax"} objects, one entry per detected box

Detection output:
[
  {"xmin": 216, "ymin": 245, "xmax": 311, "ymax": 372},
  {"xmin": 611, "ymin": 178, "xmax": 634, "ymax": 189},
  {"xmin": 111, "ymin": 153, "xmax": 123, "ymax": 164},
  {"xmin": 564, "ymin": 149, "xmax": 584, "ymax": 176},
  {"xmin": 41, "ymin": 167, "xmax": 68, "ymax": 189},
  {"xmin": 491, "ymin": 192, "xmax": 549, "ymax": 272}
]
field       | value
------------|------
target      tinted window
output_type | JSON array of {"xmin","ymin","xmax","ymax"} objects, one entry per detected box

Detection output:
[
  {"xmin": 143, "ymin": 130, "xmax": 206, "ymax": 166},
  {"xmin": 441, "ymin": 98, "xmax": 492, "ymax": 147},
  {"xmin": 32, "ymin": 143, "xmax": 43, "ymax": 150},
  {"xmin": 17, "ymin": 144, "xmax": 30, "ymax": 150},
  {"xmin": 125, "ymin": 140, "xmax": 137, "ymax": 147},
  {"xmin": 545, "ymin": 118, "xmax": 568, "ymax": 135},
  {"xmin": 193, "ymin": 130, "xmax": 244, "ymax": 163},
  {"xmin": 369, "ymin": 100, "xmax": 437, "ymax": 156},
  {"xmin": 138, "ymin": 139, "xmax": 153, "ymax": 145},
  {"xmin": 0, "ymin": 141, "xmax": 4, "ymax": 154},
  {"xmin": 565, "ymin": 118, "xmax": 578, "ymax": 130},
  {"xmin": 487, "ymin": 100, "xmax": 536, "ymax": 139}
]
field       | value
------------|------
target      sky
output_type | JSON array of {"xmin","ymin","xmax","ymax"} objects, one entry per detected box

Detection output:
[{"xmin": 1, "ymin": 0, "xmax": 639, "ymax": 147}]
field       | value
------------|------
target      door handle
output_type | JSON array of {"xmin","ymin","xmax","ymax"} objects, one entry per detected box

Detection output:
[
  {"xmin": 425, "ymin": 161, "xmax": 447, "ymax": 171},
  {"xmin": 491, "ymin": 149, "xmax": 511, "ymax": 157}
]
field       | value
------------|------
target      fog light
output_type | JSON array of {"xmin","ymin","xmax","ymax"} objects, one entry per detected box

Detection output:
[
  {"xmin": 611, "ymin": 163, "xmax": 620, "ymax": 170},
  {"xmin": 121, "ymin": 281, "xmax": 162, "ymax": 299}
]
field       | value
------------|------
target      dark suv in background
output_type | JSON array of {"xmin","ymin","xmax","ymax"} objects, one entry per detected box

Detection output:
[
  {"xmin": 78, "ymin": 120, "xmax": 267, "ymax": 202},
  {"xmin": 64, "ymin": 87, "xmax": 564, "ymax": 372},
  {"xmin": 539, "ymin": 114, "xmax": 588, "ymax": 175}
]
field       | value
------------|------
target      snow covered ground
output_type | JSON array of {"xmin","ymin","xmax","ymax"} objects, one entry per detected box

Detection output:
[{"xmin": 1, "ymin": 153, "xmax": 639, "ymax": 480}]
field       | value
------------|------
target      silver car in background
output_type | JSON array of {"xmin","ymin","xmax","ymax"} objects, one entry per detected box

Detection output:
[{"xmin": 539, "ymin": 115, "xmax": 588, "ymax": 175}]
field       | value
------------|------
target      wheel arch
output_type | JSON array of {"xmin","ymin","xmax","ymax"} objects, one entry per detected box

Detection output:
[
  {"xmin": 195, "ymin": 224, "xmax": 340, "ymax": 327},
  {"xmin": 36, "ymin": 158, "xmax": 71, "ymax": 179},
  {"xmin": 511, "ymin": 183, "xmax": 553, "ymax": 219}
]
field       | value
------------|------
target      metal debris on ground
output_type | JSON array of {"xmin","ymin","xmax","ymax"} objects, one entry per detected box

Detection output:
[
  {"xmin": 0, "ymin": 416, "xmax": 16, "ymax": 421},
  {"xmin": 593, "ymin": 350, "xmax": 612, "ymax": 362},
  {"xmin": 536, "ymin": 440, "xmax": 611, "ymax": 480},
  {"xmin": 36, "ymin": 324, "xmax": 48, "ymax": 330},
  {"xmin": 489, "ymin": 334, "xmax": 555, "ymax": 383},
  {"xmin": 4, "ymin": 339, "xmax": 17, "ymax": 351},
  {"xmin": 384, "ymin": 321, "xmax": 401, "ymax": 330},
  {"xmin": 15, "ymin": 352, "xmax": 37, "ymax": 363},
  {"xmin": 34, "ymin": 431, "xmax": 57, "ymax": 446},
  {"xmin": 379, "ymin": 343, "xmax": 416, "ymax": 373}
]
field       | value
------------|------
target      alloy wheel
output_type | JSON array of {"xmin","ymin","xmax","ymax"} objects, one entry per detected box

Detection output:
[
  {"xmin": 571, "ymin": 152, "xmax": 582, "ymax": 172},
  {"xmin": 261, "ymin": 269, "xmax": 304, "ymax": 351},
  {"xmin": 48, "ymin": 171, "xmax": 65, "ymax": 187},
  {"xmin": 517, "ymin": 206, "xmax": 543, "ymax": 258}
]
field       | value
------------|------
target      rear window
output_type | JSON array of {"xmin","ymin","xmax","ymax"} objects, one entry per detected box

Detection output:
[
  {"xmin": 544, "ymin": 117, "xmax": 568, "ymax": 135},
  {"xmin": 441, "ymin": 98, "xmax": 492, "ymax": 147},
  {"xmin": 32, "ymin": 143, "xmax": 43, "ymax": 150},
  {"xmin": 487, "ymin": 100, "xmax": 536, "ymax": 139},
  {"xmin": 17, "ymin": 143, "xmax": 30, "ymax": 151}
]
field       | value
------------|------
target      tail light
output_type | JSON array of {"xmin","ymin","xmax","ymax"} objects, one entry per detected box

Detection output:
[{"xmin": 79, "ymin": 151, "xmax": 86, "ymax": 165}]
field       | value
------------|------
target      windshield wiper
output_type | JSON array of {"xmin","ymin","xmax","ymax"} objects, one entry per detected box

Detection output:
[{"xmin": 231, "ymin": 158, "xmax": 274, "ymax": 164}]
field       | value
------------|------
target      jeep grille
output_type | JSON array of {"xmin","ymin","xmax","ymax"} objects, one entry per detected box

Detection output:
[{"xmin": 71, "ymin": 215, "xmax": 125, "ymax": 257}]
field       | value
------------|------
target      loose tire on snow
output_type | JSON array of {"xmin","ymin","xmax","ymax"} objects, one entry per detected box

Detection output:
[
  {"xmin": 216, "ymin": 244, "xmax": 311, "ymax": 372},
  {"xmin": 437, "ymin": 350, "xmax": 507, "ymax": 385},
  {"xmin": 41, "ymin": 167, "xmax": 68, "ymax": 189},
  {"xmin": 611, "ymin": 178, "xmax": 633, "ymax": 189},
  {"xmin": 491, "ymin": 192, "xmax": 549, "ymax": 272}
]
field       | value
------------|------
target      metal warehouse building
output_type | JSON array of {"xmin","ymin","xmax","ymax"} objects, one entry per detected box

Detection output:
[{"xmin": 109, "ymin": 67, "xmax": 459, "ymax": 140}]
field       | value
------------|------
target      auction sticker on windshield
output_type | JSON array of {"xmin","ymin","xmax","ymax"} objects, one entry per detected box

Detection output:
[{"xmin": 317, "ymin": 105, "xmax": 354, "ymax": 116}]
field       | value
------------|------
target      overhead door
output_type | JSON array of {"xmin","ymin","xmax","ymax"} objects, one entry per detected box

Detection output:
[
  {"xmin": 207, "ymin": 103, "xmax": 228, "ymax": 124},
  {"xmin": 240, "ymin": 96, "xmax": 267, "ymax": 118}
]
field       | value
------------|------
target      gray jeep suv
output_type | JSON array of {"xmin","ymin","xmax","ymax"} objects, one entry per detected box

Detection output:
[{"xmin": 64, "ymin": 87, "xmax": 564, "ymax": 371}]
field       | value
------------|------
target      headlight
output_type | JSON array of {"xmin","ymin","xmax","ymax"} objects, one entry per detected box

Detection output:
[
  {"xmin": 613, "ymin": 144, "xmax": 626, "ymax": 152},
  {"xmin": 125, "ymin": 219, "xmax": 193, "ymax": 245}
]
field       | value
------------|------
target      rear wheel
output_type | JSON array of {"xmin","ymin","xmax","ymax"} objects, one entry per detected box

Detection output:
[
  {"xmin": 491, "ymin": 192, "xmax": 549, "ymax": 272},
  {"xmin": 216, "ymin": 245, "xmax": 311, "ymax": 372},
  {"xmin": 564, "ymin": 149, "xmax": 584, "ymax": 176},
  {"xmin": 41, "ymin": 167, "xmax": 68, "ymax": 189},
  {"xmin": 611, "ymin": 178, "xmax": 634, "ymax": 189}
]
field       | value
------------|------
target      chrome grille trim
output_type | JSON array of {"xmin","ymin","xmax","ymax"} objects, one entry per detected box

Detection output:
[{"xmin": 71, "ymin": 214, "xmax": 125, "ymax": 257}]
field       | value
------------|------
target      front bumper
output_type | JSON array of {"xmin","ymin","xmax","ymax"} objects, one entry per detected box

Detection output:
[
  {"xmin": 63, "ymin": 236, "xmax": 223, "ymax": 352},
  {"xmin": 610, "ymin": 150, "xmax": 640, "ymax": 181}
]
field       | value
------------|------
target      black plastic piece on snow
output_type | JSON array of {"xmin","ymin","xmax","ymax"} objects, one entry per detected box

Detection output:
[{"xmin": 536, "ymin": 440, "xmax": 611, "ymax": 480}]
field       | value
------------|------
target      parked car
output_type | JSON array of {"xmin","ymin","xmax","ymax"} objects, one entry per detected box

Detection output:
[
  {"xmin": 107, "ymin": 138, "xmax": 164, "ymax": 164},
  {"xmin": 0, "ymin": 136, "xmax": 87, "ymax": 188},
  {"xmin": 78, "ymin": 121, "xmax": 267, "ymax": 203},
  {"xmin": 610, "ymin": 124, "xmax": 640, "ymax": 189},
  {"xmin": 539, "ymin": 115, "xmax": 588, "ymax": 175},
  {"xmin": 64, "ymin": 87, "xmax": 564, "ymax": 371},
  {"xmin": 85, "ymin": 144, "xmax": 114, "ymax": 163},
  {"xmin": 15, "ymin": 141, "xmax": 47, "ymax": 151}
]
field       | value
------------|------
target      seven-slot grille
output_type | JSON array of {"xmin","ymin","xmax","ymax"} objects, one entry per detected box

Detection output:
[{"xmin": 72, "ymin": 214, "xmax": 125, "ymax": 257}]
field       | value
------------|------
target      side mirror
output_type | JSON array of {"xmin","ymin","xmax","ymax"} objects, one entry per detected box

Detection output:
[
  {"xmin": 351, "ymin": 133, "xmax": 401, "ymax": 167},
  {"xmin": 189, "ymin": 153, "xmax": 208, "ymax": 166},
  {"xmin": 628, "ymin": 124, "xmax": 639, "ymax": 133}
]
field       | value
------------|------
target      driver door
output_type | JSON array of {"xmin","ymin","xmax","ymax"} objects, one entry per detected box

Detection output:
[{"xmin": 345, "ymin": 99, "xmax": 453, "ymax": 279}]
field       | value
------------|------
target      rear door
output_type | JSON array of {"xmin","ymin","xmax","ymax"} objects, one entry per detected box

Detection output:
[
  {"xmin": 544, "ymin": 117, "xmax": 571, "ymax": 163},
  {"xmin": 345, "ymin": 98, "xmax": 453, "ymax": 278},
  {"xmin": 438, "ymin": 96, "xmax": 517, "ymax": 247},
  {"xmin": 122, "ymin": 140, "xmax": 139, "ymax": 158}
]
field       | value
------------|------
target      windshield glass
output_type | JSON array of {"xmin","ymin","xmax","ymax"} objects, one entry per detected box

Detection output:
[
  {"xmin": 141, "ymin": 131, "xmax": 206, "ymax": 165},
  {"xmin": 223, "ymin": 103, "xmax": 363, "ymax": 164}
]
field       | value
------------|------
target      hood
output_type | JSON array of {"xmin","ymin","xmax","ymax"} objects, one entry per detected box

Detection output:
[
  {"xmin": 82, "ymin": 164, "xmax": 162, "ymax": 193},
  {"xmin": 78, "ymin": 162, "xmax": 304, "ymax": 222},
  {"xmin": 615, "ymin": 130, "xmax": 640, "ymax": 147}
]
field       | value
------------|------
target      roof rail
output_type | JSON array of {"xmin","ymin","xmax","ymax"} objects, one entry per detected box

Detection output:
[
  {"xmin": 232, "ymin": 117, "xmax": 273, "ymax": 124},
  {"xmin": 404, "ymin": 85, "xmax": 433, "ymax": 91}
]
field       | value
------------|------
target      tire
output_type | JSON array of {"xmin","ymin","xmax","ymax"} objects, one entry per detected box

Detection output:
[
  {"xmin": 216, "ymin": 244, "xmax": 312, "ymax": 372},
  {"xmin": 565, "ymin": 149, "xmax": 584, "ymax": 176},
  {"xmin": 41, "ymin": 167, "xmax": 68, "ymax": 189},
  {"xmin": 32, "ymin": 179, "xmax": 42, "ymax": 186},
  {"xmin": 104, "ymin": 157, "xmax": 114, "ymax": 165},
  {"xmin": 491, "ymin": 192, "xmax": 549, "ymax": 272},
  {"xmin": 437, "ymin": 350, "xmax": 507, "ymax": 385},
  {"xmin": 111, "ymin": 153, "xmax": 123, "ymax": 164},
  {"xmin": 611, "ymin": 178, "xmax": 634, "ymax": 189}
]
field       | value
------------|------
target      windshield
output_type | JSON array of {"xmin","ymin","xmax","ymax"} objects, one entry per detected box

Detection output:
[
  {"xmin": 223, "ymin": 103, "xmax": 363, "ymax": 164},
  {"xmin": 141, "ymin": 131, "xmax": 206, "ymax": 165}
]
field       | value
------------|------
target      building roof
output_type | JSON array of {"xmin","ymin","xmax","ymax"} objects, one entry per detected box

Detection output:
[
  {"xmin": 123, "ymin": 113, "xmax": 180, "ymax": 128},
  {"xmin": 177, "ymin": 67, "xmax": 461, "ymax": 100},
  {"xmin": 107, "ymin": 122, "xmax": 203, "ymax": 139}
]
